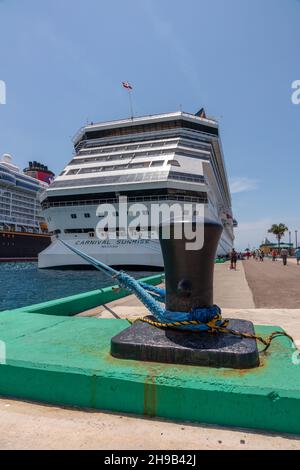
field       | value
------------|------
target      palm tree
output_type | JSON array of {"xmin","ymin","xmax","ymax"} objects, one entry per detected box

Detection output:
[{"xmin": 268, "ymin": 224, "xmax": 289, "ymax": 250}]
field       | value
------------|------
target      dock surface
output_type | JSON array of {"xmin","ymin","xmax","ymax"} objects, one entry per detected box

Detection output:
[
  {"xmin": 243, "ymin": 258, "xmax": 300, "ymax": 308},
  {"xmin": 1, "ymin": 259, "xmax": 300, "ymax": 450},
  {"xmin": 1, "ymin": 397, "xmax": 299, "ymax": 450}
]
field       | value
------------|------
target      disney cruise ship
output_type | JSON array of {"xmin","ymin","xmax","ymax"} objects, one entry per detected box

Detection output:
[
  {"xmin": 39, "ymin": 110, "xmax": 236, "ymax": 268},
  {"xmin": 0, "ymin": 154, "xmax": 54, "ymax": 261}
]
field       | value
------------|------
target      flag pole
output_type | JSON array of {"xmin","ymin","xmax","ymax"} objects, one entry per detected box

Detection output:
[
  {"xmin": 128, "ymin": 89, "xmax": 134, "ymax": 119},
  {"xmin": 122, "ymin": 82, "xmax": 134, "ymax": 119}
]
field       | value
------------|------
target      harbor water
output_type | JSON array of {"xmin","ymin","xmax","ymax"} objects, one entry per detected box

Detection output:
[{"xmin": 0, "ymin": 263, "xmax": 154, "ymax": 311}]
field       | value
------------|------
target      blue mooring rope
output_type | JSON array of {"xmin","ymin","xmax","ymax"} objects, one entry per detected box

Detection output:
[{"xmin": 60, "ymin": 240, "xmax": 223, "ymax": 331}]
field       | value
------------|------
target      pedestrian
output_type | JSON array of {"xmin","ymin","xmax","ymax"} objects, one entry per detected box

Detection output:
[
  {"xmin": 280, "ymin": 247, "xmax": 288, "ymax": 266},
  {"xmin": 230, "ymin": 248, "xmax": 237, "ymax": 270},
  {"xmin": 271, "ymin": 249, "xmax": 277, "ymax": 262},
  {"xmin": 259, "ymin": 250, "xmax": 264, "ymax": 262},
  {"xmin": 295, "ymin": 247, "xmax": 300, "ymax": 266}
]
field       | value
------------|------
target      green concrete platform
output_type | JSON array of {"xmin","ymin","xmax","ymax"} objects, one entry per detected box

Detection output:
[{"xmin": 0, "ymin": 308, "xmax": 300, "ymax": 435}]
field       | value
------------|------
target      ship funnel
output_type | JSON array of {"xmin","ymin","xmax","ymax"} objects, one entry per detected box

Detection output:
[{"xmin": 159, "ymin": 216, "xmax": 223, "ymax": 312}]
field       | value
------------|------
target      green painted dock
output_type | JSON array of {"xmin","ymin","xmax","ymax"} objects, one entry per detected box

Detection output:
[{"xmin": 0, "ymin": 272, "xmax": 300, "ymax": 435}]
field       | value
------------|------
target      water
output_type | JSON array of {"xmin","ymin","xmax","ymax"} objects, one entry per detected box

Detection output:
[{"xmin": 0, "ymin": 262, "xmax": 154, "ymax": 311}]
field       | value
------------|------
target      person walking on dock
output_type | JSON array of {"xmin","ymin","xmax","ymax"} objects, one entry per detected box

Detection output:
[
  {"xmin": 295, "ymin": 247, "xmax": 300, "ymax": 266},
  {"xmin": 230, "ymin": 248, "xmax": 237, "ymax": 270},
  {"xmin": 281, "ymin": 247, "xmax": 289, "ymax": 266},
  {"xmin": 271, "ymin": 249, "xmax": 277, "ymax": 261}
]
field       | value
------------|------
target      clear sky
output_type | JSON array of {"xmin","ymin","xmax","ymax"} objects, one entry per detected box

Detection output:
[{"xmin": 0, "ymin": 0, "xmax": 299, "ymax": 250}]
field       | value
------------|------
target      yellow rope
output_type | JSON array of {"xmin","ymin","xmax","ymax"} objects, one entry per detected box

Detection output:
[{"xmin": 134, "ymin": 316, "xmax": 294, "ymax": 353}]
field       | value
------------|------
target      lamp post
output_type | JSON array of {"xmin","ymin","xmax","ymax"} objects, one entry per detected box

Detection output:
[
  {"xmin": 289, "ymin": 231, "xmax": 292, "ymax": 255},
  {"xmin": 296, "ymin": 230, "xmax": 298, "ymax": 250}
]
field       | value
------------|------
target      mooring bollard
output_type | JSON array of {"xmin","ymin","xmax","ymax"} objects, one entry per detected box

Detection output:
[
  {"xmin": 159, "ymin": 217, "xmax": 223, "ymax": 312},
  {"xmin": 111, "ymin": 211, "xmax": 260, "ymax": 368}
]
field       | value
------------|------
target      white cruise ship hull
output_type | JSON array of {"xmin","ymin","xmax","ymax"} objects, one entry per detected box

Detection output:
[
  {"xmin": 39, "ymin": 225, "xmax": 233, "ymax": 269},
  {"xmin": 39, "ymin": 238, "xmax": 163, "ymax": 269}
]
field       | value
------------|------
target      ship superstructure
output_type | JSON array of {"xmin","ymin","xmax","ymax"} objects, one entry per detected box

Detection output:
[{"xmin": 39, "ymin": 110, "xmax": 236, "ymax": 268}]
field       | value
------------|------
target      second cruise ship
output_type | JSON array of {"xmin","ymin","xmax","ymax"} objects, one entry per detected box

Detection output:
[
  {"xmin": 0, "ymin": 155, "xmax": 54, "ymax": 261},
  {"xmin": 38, "ymin": 109, "xmax": 236, "ymax": 268}
]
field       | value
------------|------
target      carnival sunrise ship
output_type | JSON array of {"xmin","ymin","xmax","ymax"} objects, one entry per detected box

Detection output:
[
  {"xmin": 39, "ymin": 109, "xmax": 236, "ymax": 269},
  {"xmin": 0, "ymin": 154, "xmax": 54, "ymax": 261}
]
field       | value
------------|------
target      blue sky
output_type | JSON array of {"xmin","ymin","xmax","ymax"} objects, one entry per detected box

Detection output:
[{"xmin": 0, "ymin": 0, "xmax": 299, "ymax": 250}]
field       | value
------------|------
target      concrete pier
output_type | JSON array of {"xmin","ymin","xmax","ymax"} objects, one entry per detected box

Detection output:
[
  {"xmin": 0, "ymin": 396, "xmax": 299, "ymax": 450},
  {"xmin": 1, "ymin": 261, "xmax": 300, "ymax": 449}
]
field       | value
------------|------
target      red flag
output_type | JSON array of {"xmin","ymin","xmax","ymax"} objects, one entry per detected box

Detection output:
[{"xmin": 122, "ymin": 81, "xmax": 133, "ymax": 90}]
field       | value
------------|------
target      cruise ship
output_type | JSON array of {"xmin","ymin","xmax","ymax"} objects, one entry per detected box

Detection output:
[
  {"xmin": 0, "ymin": 154, "xmax": 54, "ymax": 261},
  {"xmin": 39, "ymin": 110, "xmax": 236, "ymax": 269}
]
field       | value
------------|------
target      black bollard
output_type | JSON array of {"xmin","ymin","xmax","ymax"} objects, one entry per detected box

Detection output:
[
  {"xmin": 159, "ymin": 217, "xmax": 223, "ymax": 312},
  {"xmin": 111, "ymin": 215, "xmax": 260, "ymax": 368}
]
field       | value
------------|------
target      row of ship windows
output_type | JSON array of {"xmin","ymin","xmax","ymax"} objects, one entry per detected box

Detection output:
[
  {"xmin": 11, "ymin": 193, "xmax": 36, "ymax": 200},
  {"xmin": 0, "ymin": 210, "xmax": 36, "ymax": 217},
  {"xmin": 68, "ymin": 155, "xmax": 173, "ymax": 174},
  {"xmin": 42, "ymin": 194, "xmax": 208, "ymax": 210},
  {"xmin": 1, "ymin": 219, "xmax": 36, "ymax": 225},
  {"xmin": 71, "ymin": 213, "xmax": 90, "ymax": 219},
  {"xmin": 51, "ymin": 171, "xmax": 206, "ymax": 190},
  {"xmin": 69, "ymin": 148, "xmax": 207, "ymax": 168},
  {"xmin": 66, "ymin": 160, "xmax": 180, "ymax": 176},
  {"xmin": 12, "ymin": 212, "xmax": 36, "ymax": 218},
  {"xmin": 12, "ymin": 201, "xmax": 36, "ymax": 207},
  {"xmin": 0, "ymin": 203, "xmax": 37, "ymax": 212},
  {"xmin": 1, "ymin": 233, "xmax": 16, "ymax": 238},
  {"xmin": 68, "ymin": 154, "xmax": 170, "ymax": 167},
  {"xmin": 54, "ymin": 228, "xmax": 152, "ymax": 235},
  {"xmin": 69, "ymin": 210, "xmax": 150, "ymax": 219},
  {"xmin": 53, "ymin": 215, "xmax": 199, "ymax": 236},
  {"xmin": 65, "ymin": 207, "xmax": 199, "ymax": 220},
  {"xmin": 0, "ymin": 202, "xmax": 36, "ymax": 210},
  {"xmin": 0, "ymin": 202, "xmax": 36, "ymax": 211},
  {"xmin": 77, "ymin": 137, "xmax": 211, "ymax": 156},
  {"xmin": 76, "ymin": 149, "xmax": 174, "ymax": 161},
  {"xmin": 1, "ymin": 211, "xmax": 37, "ymax": 217},
  {"xmin": 0, "ymin": 199, "xmax": 39, "ymax": 206},
  {"xmin": 78, "ymin": 139, "xmax": 179, "ymax": 155},
  {"xmin": 0, "ymin": 195, "xmax": 36, "ymax": 203}
]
